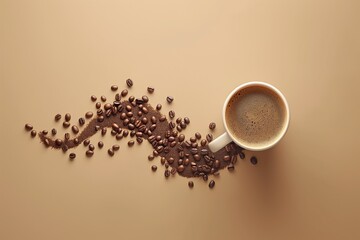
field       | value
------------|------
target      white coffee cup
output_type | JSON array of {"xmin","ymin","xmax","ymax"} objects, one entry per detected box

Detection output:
[{"xmin": 208, "ymin": 82, "xmax": 290, "ymax": 152}]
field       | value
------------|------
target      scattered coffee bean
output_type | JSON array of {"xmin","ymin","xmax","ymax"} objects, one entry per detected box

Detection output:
[
  {"xmin": 25, "ymin": 124, "xmax": 33, "ymax": 131},
  {"xmin": 86, "ymin": 150, "xmax": 94, "ymax": 157},
  {"xmin": 50, "ymin": 128, "xmax": 56, "ymax": 135},
  {"xmin": 128, "ymin": 140, "xmax": 135, "ymax": 147},
  {"xmin": 203, "ymin": 174, "xmax": 208, "ymax": 181},
  {"xmin": 147, "ymin": 87, "xmax": 154, "ymax": 93},
  {"xmin": 250, "ymin": 156, "xmax": 258, "ymax": 165},
  {"xmin": 206, "ymin": 133, "xmax": 213, "ymax": 142},
  {"xmin": 188, "ymin": 181, "xmax": 194, "ymax": 188},
  {"xmin": 69, "ymin": 153, "xmax": 76, "ymax": 160},
  {"xmin": 151, "ymin": 165, "xmax": 157, "ymax": 171},
  {"xmin": 98, "ymin": 141, "xmax": 104, "ymax": 148},
  {"xmin": 73, "ymin": 138, "xmax": 79, "ymax": 145},
  {"xmin": 112, "ymin": 144, "xmax": 120, "ymax": 151},
  {"xmin": 83, "ymin": 139, "xmax": 90, "ymax": 146},
  {"xmin": 65, "ymin": 113, "xmax": 71, "ymax": 122},
  {"xmin": 209, "ymin": 180, "xmax": 215, "ymax": 188},
  {"xmin": 91, "ymin": 95, "xmax": 97, "ymax": 101},
  {"xmin": 126, "ymin": 78, "xmax": 133, "ymax": 87},
  {"xmin": 55, "ymin": 139, "xmax": 63, "ymax": 146},
  {"xmin": 64, "ymin": 133, "xmax": 70, "ymax": 140},
  {"xmin": 195, "ymin": 132, "xmax": 201, "ymax": 139},
  {"xmin": 111, "ymin": 85, "xmax": 118, "ymax": 91},
  {"xmin": 30, "ymin": 130, "xmax": 37, "ymax": 137},
  {"xmin": 169, "ymin": 110, "xmax": 175, "ymax": 119},
  {"xmin": 184, "ymin": 117, "xmax": 190, "ymax": 124},
  {"xmin": 239, "ymin": 152, "xmax": 245, "ymax": 159},
  {"xmin": 148, "ymin": 154, "xmax": 154, "ymax": 161},
  {"xmin": 63, "ymin": 122, "xmax": 70, "ymax": 128},
  {"xmin": 101, "ymin": 128, "xmax": 107, "ymax": 136},
  {"xmin": 78, "ymin": 117, "xmax": 85, "ymax": 126},
  {"xmin": 166, "ymin": 96, "xmax": 174, "ymax": 103},
  {"xmin": 71, "ymin": 125, "xmax": 79, "ymax": 134},
  {"xmin": 88, "ymin": 144, "xmax": 95, "ymax": 151},
  {"xmin": 128, "ymin": 96, "xmax": 135, "ymax": 102},
  {"xmin": 95, "ymin": 102, "xmax": 101, "ymax": 109},
  {"xmin": 164, "ymin": 169, "xmax": 170, "ymax": 178},
  {"xmin": 156, "ymin": 104, "xmax": 162, "ymax": 110},
  {"xmin": 159, "ymin": 115, "xmax": 166, "ymax": 122},
  {"xmin": 54, "ymin": 114, "xmax": 62, "ymax": 121},
  {"xmin": 209, "ymin": 122, "xmax": 216, "ymax": 130},
  {"xmin": 200, "ymin": 139, "xmax": 207, "ymax": 146},
  {"xmin": 227, "ymin": 163, "xmax": 235, "ymax": 171},
  {"xmin": 43, "ymin": 138, "xmax": 50, "ymax": 147},
  {"xmin": 177, "ymin": 165, "xmax": 185, "ymax": 173},
  {"xmin": 142, "ymin": 95, "xmax": 149, "ymax": 103},
  {"xmin": 223, "ymin": 155, "xmax": 230, "ymax": 161},
  {"xmin": 41, "ymin": 130, "xmax": 48, "ymax": 135},
  {"xmin": 100, "ymin": 95, "xmax": 106, "ymax": 102},
  {"xmin": 104, "ymin": 103, "xmax": 112, "ymax": 110},
  {"xmin": 178, "ymin": 134, "xmax": 185, "ymax": 142}
]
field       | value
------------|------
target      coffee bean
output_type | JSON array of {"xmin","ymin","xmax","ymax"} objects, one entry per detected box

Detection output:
[
  {"xmin": 30, "ymin": 130, "xmax": 37, "ymax": 137},
  {"xmin": 83, "ymin": 111, "xmax": 93, "ymax": 118},
  {"xmin": 77, "ymin": 117, "xmax": 85, "ymax": 126},
  {"xmin": 180, "ymin": 121, "xmax": 186, "ymax": 129},
  {"xmin": 200, "ymin": 149, "xmax": 208, "ymax": 155},
  {"xmin": 43, "ymin": 138, "xmax": 50, "ymax": 147},
  {"xmin": 71, "ymin": 125, "xmax": 79, "ymax": 134},
  {"xmin": 250, "ymin": 156, "xmax": 258, "ymax": 165},
  {"xmin": 156, "ymin": 104, "xmax": 162, "ymax": 110},
  {"xmin": 209, "ymin": 180, "xmax": 215, "ymax": 188},
  {"xmin": 160, "ymin": 157, "xmax": 166, "ymax": 165},
  {"xmin": 86, "ymin": 150, "xmax": 94, "ymax": 157},
  {"xmin": 64, "ymin": 133, "xmax": 70, "ymax": 140},
  {"xmin": 123, "ymin": 130, "xmax": 129, "ymax": 137},
  {"xmin": 104, "ymin": 103, "xmax": 112, "ymax": 110},
  {"xmin": 231, "ymin": 155, "xmax": 237, "ymax": 164},
  {"xmin": 62, "ymin": 144, "xmax": 69, "ymax": 152},
  {"xmin": 63, "ymin": 122, "xmax": 70, "ymax": 128},
  {"xmin": 169, "ymin": 122, "xmax": 176, "ymax": 129},
  {"xmin": 188, "ymin": 181, "xmax": 194, "ymax": 188},
  {"xmin": 149, "ymin": 116, "xmax": 156, "ymax": 124},
  {"xmin": 73, "ymin": 138, "xmax": 79, "ymax": 145},
  {"xmin": 203, "ymin": 174, "xmax": 208, "ymax": 181},
  {"xmin": 97, "ymin": 116, "xmax": 104, "ymax": 122},
  {"xmin": 126, "ymin": 105, "xmax": 132, "ymax": 112},
  {"xmin": 184, "ymin": 117, "xmax": 190, "ymax": 124},
  {"xmin": 151, "ymin": 165, "xmax": 157, "ymax": 171},
  {"xmin": 164, "ymin": 162, "xmax": 169, "ymax": 168},
  {"xmin": 97, "ymin": 109, "xmax": 103, "ymax": 116},
  {"xmin": 159, "ymin": 115, "xmax": 166, "ymax": 122},
  {"xmin": 91, "ymin": 95, "xmax": 97, "ymax": 101},
  {"xmin": 227, "ymin": 163, "xmax": 235, "ymax": 171},
  {"xmin": 128, "ymin": 140, "xmax": 135, "ymax": 147},
  {"xmin": 101, "ymin": 128, "xmax": 107, "ymax": 136},
  {"xmin": 98, "ymin": 141, "xmax": 104, "ymax": 148},
  {"xmin": 95, "ymin": 102, "xmax": 101, "ymax": 109},
  {"xmin": 209, "ymin": 122, "xmax": 216, "ymax": 130},
  {"xmin": 55, "ymin": 114, "xmax": 62, "ymax": 121},
  {"xmin": 206, "ymin": 133, "xmax": 213, "ymax": 142},
  {"xmin": 147, "ymin": 87, "xmax": 154, "ymax": 93},
  {"xmin": 164, "ymin": 169, "xmax": 170, "ymax": 178},
  {"xmin": 223, "ymin": 155, "xmax": 230, "ymax": 161},
  {"xmin": 194, "ymin": 154, "xmax": 201, "ymax": 161},
  {"xmin": 126, "ymin": 78, "xmax": 133, "ymax": 87},
  {"xmin": 239, "ymin": 152, "xmax": 245, "ymax": 159},
  {"xmin": 141, "ymin": 107, "xmax": 148, "ymax": 114},
  {"xmin": 55, "ymin": 139, "xmax": 63, "ymax": 146},
  {"xmin": 142, "ymin": 95, "xmax": 149, "ymax": 103},
  {"xmin": 190, "ymin": 137, "xmax": 196, "ymax": 143},
  {"xmin": 69, "ymin": 153, "xmax": 76, "ymax": 160},
  {"xmin": 166, "ymin": 96, "xmax": 174, "ymax": 103},
  {"xmin": 99, "ymin": 95, "xmax": 106, "ymax": 102},
  {"xmin": 176, "ymin": 134, "xmax": 184, "ymax": 142},
  {"xmin": 148, "ymin": 154, "xmax": 154, "ymax": 161},
  {"xmin": 63, "ymin": 113, "xmax": 70, "ymax": 122},
  {"xmin": 195, "ymin": 132, "xmax": 201, "ymax": 140},
  {"xmin": 89, "ymin": 144, "xmax": 95, "ymax": 151},
  {"xmin": 214, "ymin": 160, "xmax": 220, "ymax": 168},
  {"xmin": 110, "ymin": 144, "xmax": 119, "ymax": 151},
  {"xmin": 108, "ymin": 148, "xmax": 114, "ymax": 156},
  {"xmin": 200, "ymin": 139, "xmax": 207, "ymax": 146},
  {"xmin": 170, "ymin": 168, "xmax": 177, "ymax": 175},
  {"xmin": 25, "ymin": 124, "xmax": 33, "ymax": 131},
  {"xmin": 111, "ymin": 85, "xmax": 118, "ymax": 91},
  {"xmin": 177, "ymin": 165, "xmax": 184, "ymax": 173},
  {"xmin": 83, "ymin": 139, "xmax": 90, "ymax": 146}
]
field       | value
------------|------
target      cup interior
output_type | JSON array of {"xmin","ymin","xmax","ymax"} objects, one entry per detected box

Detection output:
[{"xmin": 222, "ymin": 82, "xmax": 290, "ymax": 151}]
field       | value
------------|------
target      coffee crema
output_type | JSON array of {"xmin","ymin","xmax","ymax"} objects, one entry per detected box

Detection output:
[{"xmin": 225, "ymin": 85, "xmax": 286, "ymax": 147}]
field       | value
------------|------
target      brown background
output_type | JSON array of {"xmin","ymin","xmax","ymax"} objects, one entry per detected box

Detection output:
[{"xmin": 1, "ymin": 0, "xmax": 360, "ymax": 239}]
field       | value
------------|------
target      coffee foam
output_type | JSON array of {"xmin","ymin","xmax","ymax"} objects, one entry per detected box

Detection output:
[{"xmin": 226, "ymin": 86, "xmax": 286, "ymax": 147}]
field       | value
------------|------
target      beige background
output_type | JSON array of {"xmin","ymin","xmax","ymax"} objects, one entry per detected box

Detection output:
[{"xmin": 1, "ymin": 0, "xmax": 360, "ymax": 239}]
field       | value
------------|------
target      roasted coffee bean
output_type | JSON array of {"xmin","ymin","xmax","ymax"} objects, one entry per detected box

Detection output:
[
  {"xmin": 147, "ymin": 87, "xmax": 154, "ymax": 93},
  {"xmin": 164, "ymin": 169, "xmax": 170, "ymax": 178},
  {"xmin": 151, "ymin": 165, "xmax": 157, "ymax": 171},
  {"xmin": 142, "ymin": 95, "xmax": 149, "ymax": 103},
  {"xmin": 190, "ymin": 137, "xmax": 196, "ymax": 143},
  {"xmin": 150, "ymin": 116, "xmax": 157, "ymax": 124},
  {"xmin": 113, "ymin": 129, "xmax": 120, "ymax": 136},
  {"xmin": 69, "ymin": 153, "xmax": 76, "ymax": 160},
  {"xmin": 190, "ymin": 148, "xmax": 198, "ymax": 154},
  {"xmin": 64, "ymin": 133, "xmax": 70, "ymax": 140},
  {"xmin": 105, "ymin": 109, "xmax": 111, "ymax": 117},
  {"xmin": 91, "ymin": 95, "xmax": 97, "ymax": 101},
  {"xmin": 112, "ymin": 144, "xmax": 120, "ymax": 151},
  {"xmin": 125, "ymin": 105, "xmax": 132, "ymax": 112},
  {"xmin": 200, "ymin": 139, "xmax": 207, "ymax": 146},
  {"xmin": 141, "ymin": 107, "xmax": 148, "ymax": 114},
  {"xmin": 137, "ymin": 111, "xmax": 143, "ymax": 116},
  {"xmin": 65, "ymin": 113, "xmax": 71, "ymax": 122},
  {"xmin": 55, "ymin": 139, "xmax": 63, "ymax": 146},
  {"xmin": 177, "ymin": 165, "xmax": 185, "ymax": 173},
  {"xmin": 94, "ymin": 102, "xmax": 101, "ymax": 110},
  {"xmin": 25, "ymin": 124, "xmax": 33, "ymax": 131},
  {"xmin": 114, "ymin": 93, "xmax": 121, "ymax": 101},
  {"xmin": 128, "ymin": 140, "xmax": 135, "ymax": 147},
  {"xmin": 104, "ymin": 103, "xmax": 112, "ymax": 110},
  {"xmin": 30, "ymin": 130, "xmax": 37, "ymax": 137},
  {"xmin": 169, "ymin": 110, "xmax": 175, "ymax": 119},
  {"xmin": 127, "ymin": 96, "xmax": 134, "ymax": 103},
  {"xmin": 108, "ymin": 148, "xmax": 114, "ymax": 156},
  {"xmin": 63, "ymin": 121, "xmax": 70, "ymax": 128},
  {"xmin": 148, "ymin": 154, "xmax": 154, "ymax": 161},
  {"xmin": 126, "ymin": 78, "xmax": 133, "ymax": 87},
  {"xmin": 188, "ymin": 181, "xmax": 194, "ymax": 188},
  {"xmin": 112, "ymin": 123, "xmax": 119, "ymax": 131},
  {"xmin": 62, "ymin": 145, "xmax": 69, "ymax": 152},
  {"xmin": 184, "ymin": 158, "xmax": 190, "ymax": 166},
  {"xmin": 214, "ymin": 160, "xmax": 220, "ymax": 168},
  {"xmin": 194, "ymin": 154, "xmax": 201, "ymax": 161},
  {"xmin": 167, "ymin": 157, "xmax": 174, "ymax": 164},
  {"xmin": 206, "ymin": 133, "xmax": 213, "ymax": 142},
  {"xmin": 159, "ymin": 115, "xmax": 166, "ymax": 122},
  {"xmin": 195, "ymin": 132, "xmax": 201, "ymax": 139},
  {"xmin": 178, "ymin": 134, "xmax": 185, "ymax": 142},
  {"xmin": 227, "ymin": 163, "xmax": 235, "ymax": 171},
  {"xmin": 83, "ymin": 139, "xmax": 90, "ymax": 146},
  {"xmin": 209, "ymin": 180, "xmax": 215, "ymax": 188},
  {"xmin": 169, "ymin": 141, "xmax": 177, "ymax": 148},
  {"xmin": 200, "ymin": 148, "xmax": 208, "ymax": 155},
  {"xmin": 231, "ymin": 155, "xmax": 237, "ymax": 164},
  {"xmin": 101, "ymin": 128, "xmax": 107, "ymax": 136},
  {"xmin": 97, "ymin": 116, "xmax": 104, "ymax": 122},
  {"xmin": 169, "ymin": 122, "xmax": 176, "ymax": 129},
  {"xmin": 89, "ymin": 144, "xmax": 95, "ymax": 151},
  {"xmin": 223, "ymin": 155, "xmax": 230, "ymax": 161},
  {"xmin": 239, "ymin": 152, "xmax": 245, "ymax": 159},
  {"xmin": 176, "ymin": 117, "xmax": 182, "ymax": 124},
  {"xmin": 55, "ymin": 114, "xmax": 62, "ymax": 121},
  {"xmin": 86, "ymin": 150, "xmax": 94, "ymax": 157},
  {"xmin": 50, "ymin": 128, "xmax": 56, "ymax": 135},
  {"xmin": 250, "ymin": 156, "xmax": 258, "ymax": 165},
  {"xmin": 73, "ymin": 138, "xmax": 79, "ymax": 145},
  {"xmin": 180, "ymin": 121, "xmax": 186, "ymax": 129},
  {"xmin": 184, "ymin": 117, "xmax": 190, "ymax": 124},
  {"xmin": 136, "ymin": 137, "xmax": 143, "ymax": 144},
  {"xmin": 166, "ymin": 96, "xmax": 174, "ymax": 103},
  {"xmin": 101, "ymin": 95, "xmax": 107, "ymax": 102},
  {"xmin": 123, "ymin": 130, "xmax": 129, "ymax": 137},
  {"xmin": 209, "ymin": 122, "xmax": 216, "ymax": 130},
  {"xmin": 176, "ymin": 125, "xmax": 182, "ymax": 132},
  {"xmin": 156, "ymin": 104, "xmax": 162, "ymax": 110},
  {"xmin": 97, "ymin": 109, "xmax": 103, "ymax": 116},
  {"xmin": 84, "ymin": 111, "xmax": 93, "ymax": 119},
  {"xmin": 116, "ymin": 134, "xmax": 123, "ymax": 140},
  {"xmin": 164, "ymin": 162, "xmax": 169, "ymax": 168},
  {"xmin": 171, "ymin": 168, "xmax": 177, "ymax": 175},
  {"xmin": 71, "ymin": 125, "xmax": 79, "ymax": 134},
  {"xmin": 149, "ymin": 124, "xmax": 156, "ymax": 131},
  {"xmin": 44, "ymin": 138, "xmax": 50, "ymax": 147},
  {"xmin": 160, "ymin": 157, "xmax": 166, "ymax": 165},
  {"xmin": 140, "ymin": 117, "xmax": 147, "ymax": 124},
  {"xmin": 77, "ymin": 117, "xmax": 85, "ymax": 126},
  {"xmin": 203, "ymin": 174, "xmax": 208, "ymax": 181},
  {"xmin": 111, "ymin": 85, "xmax": 118, "ymax": 91}
]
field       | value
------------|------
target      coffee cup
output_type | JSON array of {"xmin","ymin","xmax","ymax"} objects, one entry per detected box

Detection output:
[{"xmin": 208, "ymin": 82, "xmax": 290, "ymax": 152}]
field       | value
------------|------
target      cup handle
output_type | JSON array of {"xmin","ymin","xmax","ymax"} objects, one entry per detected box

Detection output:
[{"xmin": 208, "ymin": 132, "xmax": 233, "ymax": 153}]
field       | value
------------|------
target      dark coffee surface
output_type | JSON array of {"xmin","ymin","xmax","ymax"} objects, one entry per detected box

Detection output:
[{"xmin": 226, "ymin": 86, "xmax": 286, "ymax": 147}]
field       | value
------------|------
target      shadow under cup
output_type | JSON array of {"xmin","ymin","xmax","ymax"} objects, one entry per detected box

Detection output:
[{"xmin": 224, "ymin": 82, "xmax": 290, "ymax": 151}]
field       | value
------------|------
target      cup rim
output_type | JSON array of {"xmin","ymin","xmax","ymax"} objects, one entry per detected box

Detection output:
[{"xmin": 222, "ymin": 81, "xmax": 290, "ymax": 151}]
